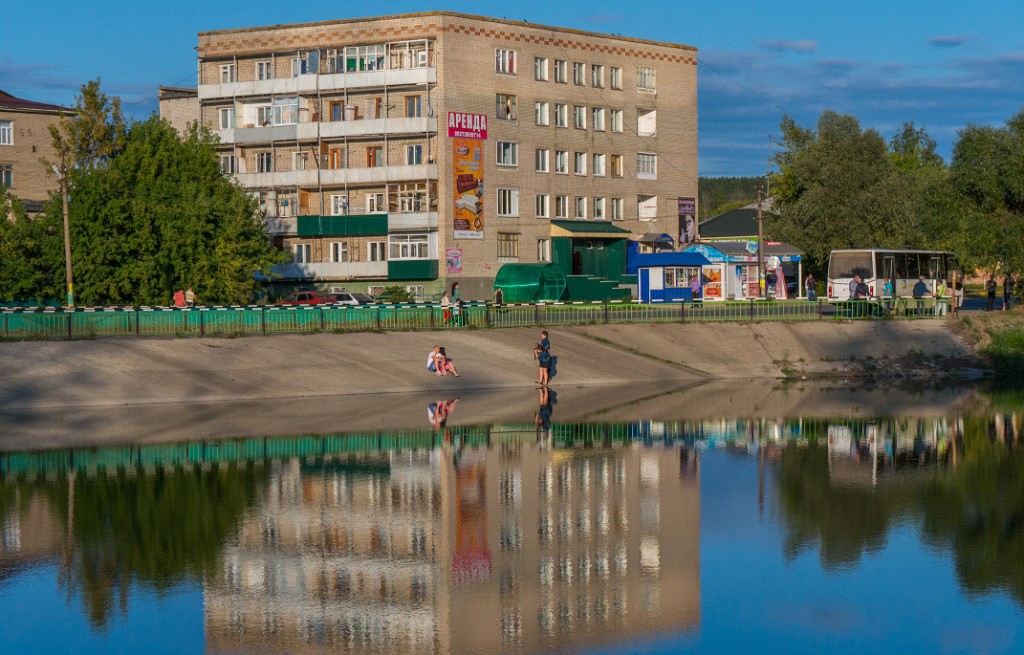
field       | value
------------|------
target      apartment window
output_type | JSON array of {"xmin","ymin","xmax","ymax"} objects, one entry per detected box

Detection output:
[
  {"xmin": 611, "ymin": 109, "xmax": 623, "ymax": 133},
  {"xmin": 538, "ymin": 238, "xmax": 551, "ymax": 262},
  {"xmin": 406, "ymin": 144, "xmax": 423, "ymax": 165},
  {"xmin": 256, "ymin": 60, "xmax": 273, "ymax": 80},
  {"xmin": 405, "ymin": 95, "xmax": 422, "ymax": 117},
  {"xmin": 534, "ymin": 57, "xmax": 549, "ymax": 81},
  {"xmin": 0, "ymin": 121, "xmax": 12, "ymax": 145},
  {"xmin": 219, "ymin": 155, "xmax": 236, "ymax": 174},
  {"xmin": 611, "ymin": 197, "xmax": 624, "ymax": 220},
  {"xmin": 592, "ymin": 107, "xmax": 605, "ymax": 131},
  {"xmin": 497, "ymin": 188, "xmax": 520, "ymax": 217},
  {"xmin": 610, "ymin": 66, "xmax": 622, "ymax": 90},
  {"xmin": 328, "ymin": 147, "xmax": 347, "ymax": 169},
  {"xmin": 368, "ymin": 241, "xmax": 386, "ymax": 262},
  {"xmin": 367, "ymin": 192, "xmax": 385, "ymax": 213},
  {"xmin": 593, "ymin": 197, "xmax": 606, "ymax": 220},
  {"xmin": 637, "ymin": 152, "xmax": 657, "ymax": 179},
  {"xmin": 1, "ymin": 164, "xmax": 12, "ymax": 188},
  {"xmin": 330, "ymin": 194, "xmax": 350, "ymax": 216},
  {"xmin": 389, "ymin": 233, "xmax": 430, "ymax": 259},
  {"xmin": 593, "ymin": 153, "xmax": 606, "ymax": 176},
  {"xmin": 572, "ymin": 62, "xmax": 586, "ymax": 86},
  {"xmin": 291, "ymin": 57, "xmax": 313, "ymax": 77},
  {"xmin": 218, "ymin": 108, "xmax": 234, "ymax": 130},
  {"xmin": 395, "ymin": 182, "xmax": 427, "ymax": 212},
  {"xmin": 638, "ymin": 108, "xmax": 657, "ymax": 136},
  {"xmin": 573, "ymin": 151, "xmax": 587, "ymax": 175},
  {"xmin": 277, "ymin": 193, "xmax": 293, "ymax": 217},
  {"xmin": 591, "ymin": 64, "xmax": 605, "ymax": 88},
  {"xmin": 534, "ymin": 101, "xmax": 549, "ymax": 126},
  {"xmin": 294, "ymin": 151, "xmax": 308, "ymax": 170},
  {"xmin": 554, "ymin": 150, "xmax": 568, "ymax": 174},
  {"xmin": 554, "ymin": 60, "xmax": 567, "ymax": 83},
  {"xmin": 610, "ymin": 154, "xmax": 623, "ymax": 177},
  {"xmin": 573, "ymin": 105, "xmax": 586, "ymax": 129},
  {"xmin": 497, "ymin": 232, "xmax": 519, "ymax": 258},
  {"xmin": 256, "ymin": 151, "xmax": 272, "ymax": 173},
  {"xmin": 574, "ymin": 196, "xmax": 587, "ymax": 219},
  {"xmin": 554, "ymin": 195, "xmax": 568, "ymax": 219},
  {"xmin": 496, "ymin": 141, "xmax": 518, "ymax": 167},
  {"xmin": 219, "ymin": 63, "xmax": 236, "ymax": 83},
  {"xmin": 330, "ymin": 241, "xmax": 349, "ymax": 263},
  {"xmin": 367, "ymin": 146, "xmax": 383, "ymax": 167},
  {"xmin": 497, "ymin": 94, "xmax": 517, "ymax": 121},
  {"xmin": 495, "ymin": 49, "xmax": 517, "ymax": 74},
  {"xmin": 637, "ymin": 66, "xmax": 656, "ymax": 92},
  {"xmin": 554, "ymin": 103, "xmax": 568, "ymax": 128},
  {"xmin": 293, "ymin": 243, "xmax": 311, "ymax": 263},
  {"xmin": 536, "ymin": 194, "xmax": 550, "ymax": 218},
  {"xmin": 638, "ymin": 194, "xmax": 657, "ymax": 221},
  {"xmin": 535, "ymin": 148, "xmax": 549, "ymax": 173},
  {"xmin": 345, "ymin": 44, "xmax": 385, "ymax": 72}
]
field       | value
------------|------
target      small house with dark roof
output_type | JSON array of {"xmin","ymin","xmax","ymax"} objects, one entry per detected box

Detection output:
[
  {"xmin": 697, "ymin": 200, "xmax": 777, "ymax": 242},
  {"xmin": 0, "ymin": 90, "xmax": 71, "ymax": 216}
]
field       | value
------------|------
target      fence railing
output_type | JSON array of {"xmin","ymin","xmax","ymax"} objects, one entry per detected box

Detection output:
[{"xmin": 0, "ymin": 298, "xmax": 946, "ymax": 341}]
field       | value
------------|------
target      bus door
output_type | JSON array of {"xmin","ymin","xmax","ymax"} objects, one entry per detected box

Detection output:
[
  {"xmin": 928, "ymin": 255, "xmax": 943, "ymax": 294},
  {"xmin": 882, "ymin": 255, "xmax": 895, "ymax": 297}
]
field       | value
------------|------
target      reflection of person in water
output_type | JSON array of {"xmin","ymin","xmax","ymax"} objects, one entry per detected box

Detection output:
[
  {"xmin": 535, "ymin": 387, "xmax": 554, "ymax": 438},
  {"xmin": 428, "ymin": 398, "xmax": 459, "ymax": 429}
]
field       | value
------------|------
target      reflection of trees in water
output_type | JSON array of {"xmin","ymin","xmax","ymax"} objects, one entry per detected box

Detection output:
[
  {"xmin": 47, "ymin": 463, "xmax": 267, "ymax": 629},
  {"xmin": 920, "ymin": 414, "xmax": 1024, "ymax": 605},
  {"xmin": 776, "ymin": 443, "xmax": 920, "ymax": 568},
  {"xmin": 777, "ymin": 413, "xmax": 1024, "ymax": 605}
]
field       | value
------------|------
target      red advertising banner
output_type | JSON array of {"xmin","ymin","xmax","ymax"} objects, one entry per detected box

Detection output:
[{"xmin": 447, "ymin": 111, "xmax": 488, "ymax": 140}]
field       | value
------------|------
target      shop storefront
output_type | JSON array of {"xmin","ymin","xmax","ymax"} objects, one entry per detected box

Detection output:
[{"xmin": 682, "ymin": 241, "xmax": 804, "ymax": 301}]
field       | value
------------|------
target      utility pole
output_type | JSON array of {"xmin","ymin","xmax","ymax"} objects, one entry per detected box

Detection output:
[
  {"xmin": 756, "ymin": 183, "xmax": 766, "ymax": 298},
  {"xmin": 53, "ymin": 159, "xmax": 75, "ymax": 307}
]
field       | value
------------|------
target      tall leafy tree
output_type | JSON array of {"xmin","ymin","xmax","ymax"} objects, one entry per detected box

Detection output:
[
  {"xmin": 48, "ymin": 78, "xmax": 127, "ymax": 172},
  {"xmin": 0, "ymin": 192, "xmax": 64, "ymax": 302},
  {"xmin": 51, "ymin": 116, "xmax": 283, "ymax": 305},
  {"xmin": 767, "ymin": 111, "xmax": 932, "ymax": 272},
  {"xmin": 944, "ymin": 108, "xmax": 1024, "ymax": 276}
]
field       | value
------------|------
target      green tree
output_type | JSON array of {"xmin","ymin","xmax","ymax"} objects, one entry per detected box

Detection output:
[
  {"xmin": 767, "ymin": 111, "xmax": 932, "ymax": 272},
  {"xmin": 44, "ymin": 116, "xmax": 283, "ymax": 305},
  {"xmin": 0, "ymin": 192, "xmax": 64, "ymax": 302},
  {"xmin": 48, "ymin": 78, "xmax": 127, "ymax": 172},
  {"xmin": 943, "ymin": 108, "xmax": 1024, "ymax": 276}
]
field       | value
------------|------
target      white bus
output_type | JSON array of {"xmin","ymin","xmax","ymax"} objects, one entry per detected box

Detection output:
[{"xmin": 826, "ymin": 249, "xmax": 963, "ymax": 305}]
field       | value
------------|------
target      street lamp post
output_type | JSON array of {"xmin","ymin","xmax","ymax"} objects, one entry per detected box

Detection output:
[
  {"xmin": 53, "ymin": 161, "xmax": 75, "ymax": 307},
  {"xmin": 756, "ymin": 183, "xmax": 766, "ymax": 298}
]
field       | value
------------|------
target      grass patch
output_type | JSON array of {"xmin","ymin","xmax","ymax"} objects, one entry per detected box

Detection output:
[{"xmin": 980, "ymin": 326, "xmax": 1024, "ymax": 379}]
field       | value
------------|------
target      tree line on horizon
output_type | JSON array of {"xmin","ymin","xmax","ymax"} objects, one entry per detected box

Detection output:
[{"xmin": 2, "ymin": 81, "xmax": 1023, "ymax": 305}]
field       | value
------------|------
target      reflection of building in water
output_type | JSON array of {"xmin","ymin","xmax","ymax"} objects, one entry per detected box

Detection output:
[
  {"xmin": 205, "ymin": 452, "xmax": 443, "ymax": 654},
  {"xmin": 449, "ymin": 443, "xmax": 701, "ymax": 653},
  {"xmin": 826, "ymin": 417, "xmax": 955, "ymax": 486},
  {"xmin": 203, "ymin": 442, "xmax": 700, "ymax": 654}
]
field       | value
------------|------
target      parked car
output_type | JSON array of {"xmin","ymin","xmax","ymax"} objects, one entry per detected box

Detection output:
[
  {"xmin": 331, "ymin": 292, "xmax": 375, "ymax": 305},
  {"xmin": 278, "ymin": 291, "xmax": 335, "ymax": 305}
]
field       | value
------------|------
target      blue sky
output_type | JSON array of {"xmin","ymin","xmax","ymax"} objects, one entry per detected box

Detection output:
[{"xmin": 3, "ymin": 1, "xmax": 1022, "ymax": 176}]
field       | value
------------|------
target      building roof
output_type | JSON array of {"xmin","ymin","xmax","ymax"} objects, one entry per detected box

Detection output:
[
  {"xmin": 551, "ymin": 220, "xmax": 631, "ymax": 239},
  {"xmin": 698, "ymin": 199, "xmax": 779, "ymax": 240},
  {"xmin": 0, "ymin": 89, "xmax": 68, "ymax": 113},
  {"xmin": 158, "ymin": 86, "xmax": 198, "ymax": 100},
  {"xmin": 638, "ymin": 232, "xmax": 676, "ymax": 245},
  {"xmin": 634, "ymin": 252, "xmax": 712, "ymax": 268},
  {"xmin": 685, "ymin": 240, "xmax": 803, "ymax": 262},
  {"xmin": 198, "ymin": 11, "xmax": 697, "ymax": 53}
]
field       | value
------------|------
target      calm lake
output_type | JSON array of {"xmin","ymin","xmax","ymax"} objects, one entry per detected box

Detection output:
[{"xmin": 1, "ymin": 385, "xmax": 1023, "ymax": 654}]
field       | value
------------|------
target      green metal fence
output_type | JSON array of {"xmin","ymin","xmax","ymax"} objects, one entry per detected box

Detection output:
[{"xmin": 0, "ymin": 298, "xmax": 944, "ymax": 341}]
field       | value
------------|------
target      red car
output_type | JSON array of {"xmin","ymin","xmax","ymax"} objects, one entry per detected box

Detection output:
[{"xmin": 278, "ymin": 291, "xmax": 335, "ymax": 305}]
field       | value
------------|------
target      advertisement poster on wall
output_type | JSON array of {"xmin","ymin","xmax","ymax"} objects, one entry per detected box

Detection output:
[
  {"xmin": 446, "ymin": 248, "xmax": 463, "ymax": 274},
  {"xmin": 678, "ymin": 197, "xmax": 697, "ymax": 245},
  {"xmin": 449, "ymin": 112, "xmax": 487, "ymax": 240}
]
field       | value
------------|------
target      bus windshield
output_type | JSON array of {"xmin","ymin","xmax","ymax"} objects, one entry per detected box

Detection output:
[{"xmin": 828, "ymin": 252, "xmax": 873, "ymax": 279}]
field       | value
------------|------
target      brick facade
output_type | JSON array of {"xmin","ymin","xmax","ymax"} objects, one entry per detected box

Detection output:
[
  {"xmin": 0, "ymin": 90, "xmax": 68, "ymax": 213},
  {"xmin": 190, "ymin": 12, "xmax": 698, "ymax": 297}
]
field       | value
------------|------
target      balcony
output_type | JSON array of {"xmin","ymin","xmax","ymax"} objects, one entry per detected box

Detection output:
[
  {"xmin": 199, "ymin": 67, "xmax": 436, "ymax": 101},
  {"xmin": 271, "ymin": 260, "xmax": 389, "ymax": 281},
  {"xmin": 297, "ymin": 214, "xmax": 388, "ymax": 237},
  {"xmin": 298, "ymin": 116, "xmax": 435, "ymax": 140},
  {"xmin": 388, "ymin": 211, "xmax": 438, "ymax": 231},
  {"xmin": 388, "ymin": 259, "xmax": 439, "ymax": 280},
  {"xmin": 264, "ymin": 216, "xmax": 298, "ymax": 235}
]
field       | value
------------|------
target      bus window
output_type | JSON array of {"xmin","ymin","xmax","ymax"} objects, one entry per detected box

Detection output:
[
  {"xmin": 898, "ymin": 253, "xmax": 920, "ymax": 280},
  {"xmin": 927, "ymin": 255, "xmax": 943, "ymax": 280},
  {"xmin": 828, "ymin": 252, "xmax": 873, "ymax": 279}
]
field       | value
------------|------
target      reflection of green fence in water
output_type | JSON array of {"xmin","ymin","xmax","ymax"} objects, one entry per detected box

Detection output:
[
  {"xmin": 1, "ymin": 297, "xmax": 944, "ymax": 341},
  {"xmin": 0, "ymin": 416, "xmax": 961, "ymax": 478}
]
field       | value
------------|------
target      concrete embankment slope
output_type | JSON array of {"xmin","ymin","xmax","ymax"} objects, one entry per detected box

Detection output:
[
  {"xmin": 0, "ymin": 321, "xmax": 970, "ymax": 411},
  {"xmin": 0, "ymin": 321, "xmax": 975, "ymax": 449}
]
